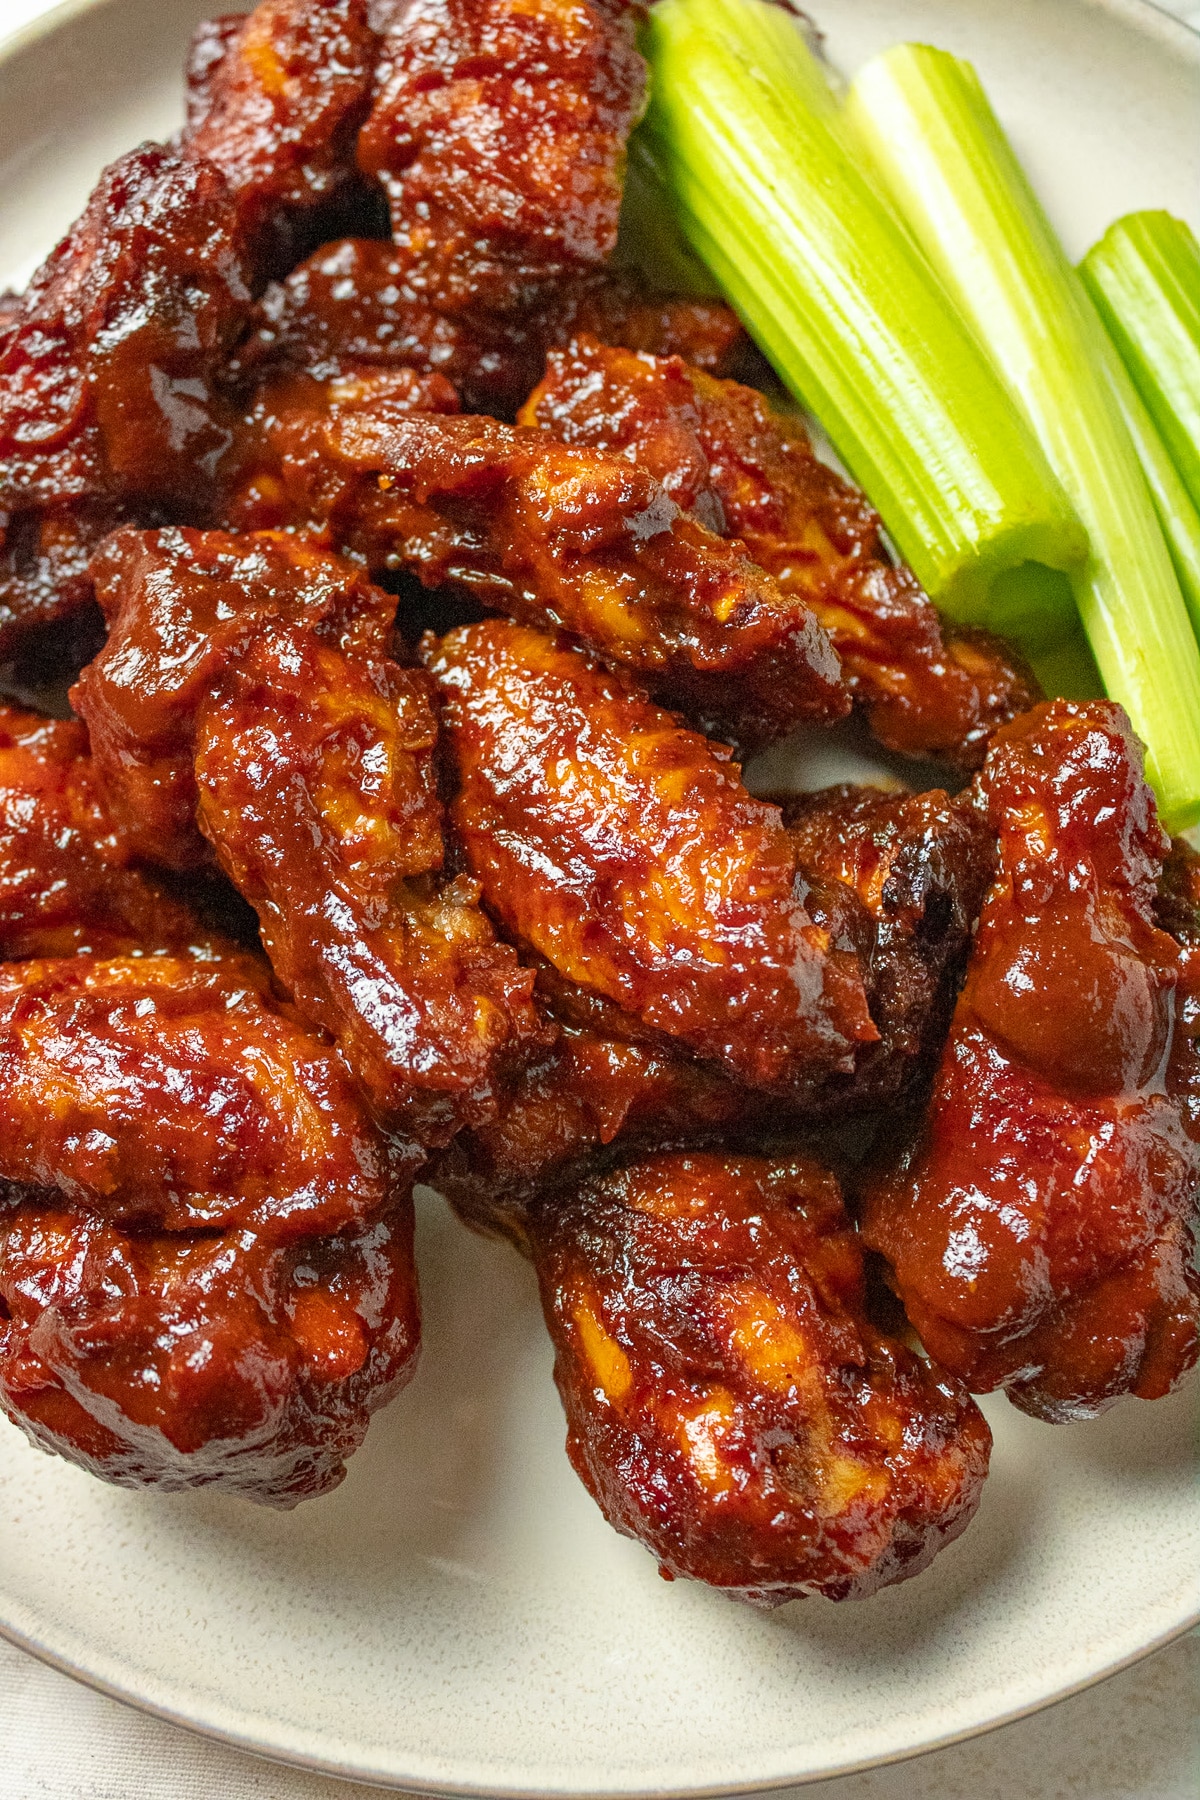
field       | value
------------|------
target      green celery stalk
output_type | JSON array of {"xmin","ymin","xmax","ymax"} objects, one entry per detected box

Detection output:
[
  {"xmin": 640, "ymin": 0, "xmax": 1086, "ymax": 645},
  {"xmin": 845, "ymin": 43, "xmax": 1200, "ymax": 831},
  {"xmin": 1107, "ymin": 357, "xmax": 1200, "ymax": 642},
  {"xmin": 1080, "ymin": 213, "xmax": 1200, "ymax": 517}
]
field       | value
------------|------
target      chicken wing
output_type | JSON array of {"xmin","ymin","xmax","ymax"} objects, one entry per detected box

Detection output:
[
  {"xmin": 427, "ymin": 619, "xmax": 873, "ymax": 1093},
  {"xmin": 431, "ymin": 779, "xmax": 993, "ymax": 1234},
  {"xmin": 180, "ymin": 0, "xmax": 382, "ymax": 272},
  {"xmin": 357, "ymin": 0, "xmax": 646, "ymax": 314},
  {"xmin": 76, "ymin": 528, "xmax": 540, "ymax": 1143},
  {"xmin": 226, "ymin": 402, "xmax": 849, "ymax": 744},
  {"xmin": 0, "ymin": 954, "xmax": 414, "ymax": 1239},
  {"xmin": 861, "ymin": 701, "xmax": 1200, "ymax": 1420},
  {"xmin": 529, "ymin": 1151, "xmax": 991, "ymax": 1603},
  {"xmin": 523, "ymin": 336, "xmax": 1040, "ymax": 767}
]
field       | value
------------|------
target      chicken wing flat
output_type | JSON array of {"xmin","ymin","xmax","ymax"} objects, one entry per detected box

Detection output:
[
  {"xmin": 861, "ymin": 701, "xmax": 1200, "ymax": 1420},
  {"xmin": 180, "ymin": 0, "xmax": 382, "ymax": 270},
  {"xmin": 230, "ymin": 403, "xmax": 849, "ymax": 744},
  {"xmin": 523, "ymin": 337, "xmax": 1039, "ymax": 767},
  {"xmin": 432, "ymin": 780, "xmax": 993, "ymax": 1236},
  {"xmin": 76, "ymin": 528, "xmax": 540, "ymax": 1143},
  {"xmin": 0, "ymin": 704, "xmax": 218, "ymax": 960},
  {"xmin": 529, "ymin": 1151, "xmax": 991, "ymax": 1604},
  {"xmin": 428, "ymin": 620, "xmax": 874, "ymax": 1093},
  {"xmin": 0, "ymin": 1184, "xmax": 418, "ymax": 1505},
  {"xmin": 357, "ymin": 0, "xmax": 646, "ymax": 314},
  {"xmin": 239, "ymin": 239, "xmax": 751, "ymax": 417}
]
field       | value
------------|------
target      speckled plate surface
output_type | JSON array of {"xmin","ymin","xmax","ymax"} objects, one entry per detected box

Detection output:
[{"xmin": 0, "ymin": 0, "xmax": 1198, "ymax": 1792}]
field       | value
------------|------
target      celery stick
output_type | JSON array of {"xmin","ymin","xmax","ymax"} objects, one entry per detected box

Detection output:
[
  {"xmin": 640, "ymin": 0, "xmax": 1085, "ymax": 643},
  {"xmin": 846, "ymin": 44, "xmax": 1200, "ymax": 831},
  {"xmin": 1081, "ymin": 213, "xmax": 1200, "ymax": 516},
  {"xmin": 1108, "ymin": 358, "xmax": 1200, "ymax": 642}
]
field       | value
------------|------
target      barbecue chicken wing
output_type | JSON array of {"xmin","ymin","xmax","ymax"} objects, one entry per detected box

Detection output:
[
  {"xmin": 239, "ymin": 237, "xmax": 752, "ymax": 416},
  {"xmin": 225, "ymin": 402, "xmax": 849, "ymax": 744},
  {"xmin": 862, "ymin": 701, "xmax": 1200, "ymax": 1420},
  {"xmin": 523, "ymin": 336, "xmax": 1040, "ymax": 767},
  {"xmin": 432, "ymin": 780, "xmax": 993, "ymax": 1233},
  {"xmin": 357, "ymin": 0, "xmax": 647, "ymax": 314},
  {"xmin": 180, "ymin": 0, "xmax": 382, "ymax": 271},
  {"xmin": 75, "ymin": 528, "xmax": 540, "ymax": 1143},
  {"xmin": 0, "ymin": 714, "xmax": 422, "ymax": 1502},
  {"xmin": 529, "ymin": 1151, "xmax": 991, "ymax": 1604},
  {"xmin": 427, "ymin": 619, "xmax": 873, "ymax": 1092}
]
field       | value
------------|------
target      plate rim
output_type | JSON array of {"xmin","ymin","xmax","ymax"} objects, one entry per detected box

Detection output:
[
  {"xmin": 0, "ymin": 0, "xmax": 1197, "ymax": 1792},
  {"xmin": 1, "ymin": 1592, "xmax": 1198, "ymax": 1797}
]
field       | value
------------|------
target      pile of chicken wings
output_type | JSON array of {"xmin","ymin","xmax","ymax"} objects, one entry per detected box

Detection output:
[{"xmin": 0, "ymin": 0, "xmax": 1196, "ymax": 1606}]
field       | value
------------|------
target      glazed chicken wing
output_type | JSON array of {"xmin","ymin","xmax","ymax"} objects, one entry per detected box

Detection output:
[
  {"xmin": 0, "ymin": 955, "xmax": 412, "ymax": 1240},
  {"xmin": 861, "ymin": 701, "xmax": 1200, "ymax": 1420},
  {"xmin": 529, "ymin": 1151, "xmax": 991, "ymax": 1603},
  {"xmin": 357, "ymin": 0, "xmax": 647, "ymax": 314},
  {"xmin": 226, "ymin": 402, "xmax": 849, "ymax": 744},
  {"xmin": 180, "ymin": 0, "xmax": 382, "ymax": 271},
  {"xmin": 427, "ymin": 619, "xmax": 873, "ymax": 1092},
  {"xmin": 432, "ymin": 779, "xmax": 993, "ymax": 1234},
  {"xmin": 75, "ymin": 528, "xmax": 540, "ymax": 1143},
  {"xmin": 523, "ymin": 336, "xmax": 1040, "ymax": 767}
]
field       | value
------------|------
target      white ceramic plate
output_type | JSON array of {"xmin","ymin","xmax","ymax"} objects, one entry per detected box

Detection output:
[{"xmin": 0, "ymin": 0, "xmax": 1198, "ymax": 1792}]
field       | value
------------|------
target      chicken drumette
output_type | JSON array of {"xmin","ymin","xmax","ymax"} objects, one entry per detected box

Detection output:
[
  {"xmin": 862, "ymin": 701, "xmax": 1200, "ymax": 1419},
  {"xmin": 510, "ymin": 1151, "xmax": 991, "ymax": 1603}
]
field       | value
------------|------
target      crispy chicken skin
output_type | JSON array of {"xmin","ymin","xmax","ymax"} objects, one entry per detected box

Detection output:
[
  {"xmin": 523, "ymin": 336, "xmax": 1039, "ymax": 766},
  {"xmin": 428, "ymin": 620, "xmax": 874, "ymax": 1093},
  {"xmin": 232, "ymin": 404, "xmax": 849, "ymax": 744},
  {"xmin": 530, "ymin": 1152, "xmax": 991, "ymax": 1604},
  {"xmin": 357, "ymin": 0, "xmax": 647, "ymax": 314},
  {"xmin": 75, "ymin": 528, "xmax": 539, "ymax": 1143},
  {"xmin": 0, "ymin": 704, "xmax": 217, "ymax": 960},
  {"xmin": 861, "ymin": 701, "xmax": 1200, "ymax": 1420},
  {"xmin": 239, "ymin": 238, "xmax": 751, "ymax": 416},
  {"xmin": 0, "ymin": 1184, "xmax": 419, "ymax": 1505},
  {"xmin": 180, "ymin": 0, "xmax": 381, "ymax": 266}
]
